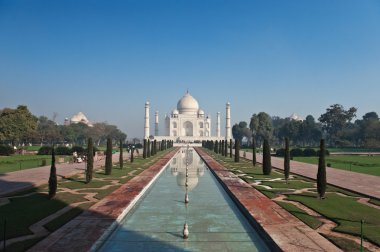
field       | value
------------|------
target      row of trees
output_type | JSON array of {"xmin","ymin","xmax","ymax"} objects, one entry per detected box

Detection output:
[
  {"xmin": 204, "ymin": 137, "xmax": 327, "ymax": 199},
  {"xmin": 232, "ymin": 104, "xmax": 380, "ymax": 148},
  {"xmin": 0, "ymin": 105, "xmax": 127, "ymax": 146}
]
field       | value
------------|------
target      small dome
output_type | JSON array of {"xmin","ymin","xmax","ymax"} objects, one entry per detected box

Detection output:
[
  {"xmin": 172, "ymin": 109, "xmax": 179, "ymax": 115},
  {"xmin": 289, "ymin": 113, "xmax": 304, "ymax": 121},
  {"xmin": 198, "ymin": 109, "xmax": 205, "ymax": 115},
  {"xmin": 177, "ymin": 92, "xmax": 199, "ymax": 115}
]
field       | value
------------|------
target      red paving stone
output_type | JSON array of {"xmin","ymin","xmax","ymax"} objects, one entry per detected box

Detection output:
[
  {"xmin": 28, "ymin": 149, "xmax": 179, "ymax": 252},
  {"xmin": 240, "ymin": 151, "xmax": 380, "ymax": 200},
  {"xmin": 195, "ymin": 148, "xmax": 341, "ymax": 252}
]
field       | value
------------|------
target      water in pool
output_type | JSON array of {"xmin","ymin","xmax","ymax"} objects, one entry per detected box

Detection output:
[{"xmin": 98, "ymin": 148, "xmax": 270, "ymax": 251}]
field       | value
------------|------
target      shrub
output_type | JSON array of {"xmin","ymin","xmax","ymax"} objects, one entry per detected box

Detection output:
[
  {"xmin": 327, "ymin": 163, "xmax": 331, "ymax": 167},
  {"xmin": 317, "ymin": 149, "xmax": 330, "ymax": 156},
  {"xmin": 290, "ymin": 148, "xmax": 303, "ymax": 157},
  {"xmin": 276, "ymin": 148, "xmax": 285, "ymax": 157},
  {"xmin": 38, "ymin": 146, "xmax": 53, "ymax": 155},
  {"xmin": 303, "ymin": 148, "xmax": 317, "ymax": 157},
  {"xmin": 0, "ymin": 145, "xmax": 15, "ymax": 156},
  {"xmin": 71, "ymin": 146, "xmax": 85, "ymax": 155},
  {"xmin": 55, "ymin": 146, "xmax": 71, "ymax": 155}
]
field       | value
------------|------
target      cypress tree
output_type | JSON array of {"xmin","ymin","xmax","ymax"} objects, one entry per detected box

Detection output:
[
  {"xmin": 86, "ymin": 138, "xmax": 94, "ymax": 183},
  {"xmin": 284, "ymin": 137, "xmax": 290, "ymax": 183},
  {"xmin": 154, "ymin": 140, "xmax": 157, "ymax": 155},
  {"xmin": 150, "ymin": 140, "xmax": 154, "ymax": 156},
  {"xmin": 234, "ymin": 139, "xmax": 240, "ymax": 162},
  {"xmin": 143, "ymin": 139, "xmax": 147, "ymax": 159},
  {"xmin": 131, "ymin": 147, "xmax": 134, "ymax": 163},
  {"xmin": 317, "ymin": 139, "xmax": 327, "ymax": 199},
  {"xmin": 221, "ymin": 140, "xmax": 224, "ymax": 156},
  {"xmin": 219, "ymin": 140, "xmax": 222, "ymax": 154},
  {"xmin": 147, "ymin": 140, "xmax": 151, "ymax": 158},
  {"xmin": 105, "ymin": 138, "xmax": 113, "ymax": 175},
  {"xmin": 262, "ymin": 139, "xmax": 272, "ymax": 175},
  {"xmin": 214, "ymin": 140, "xmax": 218, "ymax": 153},
  {"xmin": 119, "ymin": 139, "xmax": 123, "ymax": 169},
  {"xmin": 224, "ymin": 140, "xmax": 228, "ymax": 157},
  {"xmin": 229, "ymin": 139, "xmax": 233, "ymax": 158},
  {"xmin": 48, "ymin": 148, "xmax": 57, "ymax": 199},
  {"xmin": 252, "ymin": 137, "xmax": 257, "ymax": 166}
]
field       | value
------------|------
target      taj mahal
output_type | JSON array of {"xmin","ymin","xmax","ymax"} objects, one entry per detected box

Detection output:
[{"xmin": 144, "ymin": 92, "xmax": 231, "ymax": 142}]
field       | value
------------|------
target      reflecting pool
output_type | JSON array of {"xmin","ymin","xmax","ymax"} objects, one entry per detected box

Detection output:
[{"xmin": 98, "ymin": 148, "xmax": 270, "ymax": 251}]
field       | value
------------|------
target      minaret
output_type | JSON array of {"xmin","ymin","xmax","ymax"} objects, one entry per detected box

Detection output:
[
  {"xmin": 144, "ymin": 101, "xmax": 150, "ymax": 139},
  {"xmin": 225, "ymin": 102, "xmax": 231, "ymax": 140},
  {"xmin": 216, "ymin": 112, "xmax": 221, "ymax": 137},
  {"xmin": 155, "ymin": 111, "xmax": 159, "ymax": 136}
]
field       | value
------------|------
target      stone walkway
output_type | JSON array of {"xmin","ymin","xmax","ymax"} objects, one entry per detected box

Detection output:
[
  {"xmin": 238, "ymin": 150, "xmax": 380, "ymax": 200},
  {"xmin": 195, "ymin": 148, "xmax": 341, "ymax": 252},
  {"xmin": 0, "ymin": 152, "xmax": 127, "ymax": 197}
]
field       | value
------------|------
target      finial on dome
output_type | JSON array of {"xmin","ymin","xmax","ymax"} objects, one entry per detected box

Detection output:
[{"xmin": 186, "ymin": 89, "xmax": 189, "ymax": 94}]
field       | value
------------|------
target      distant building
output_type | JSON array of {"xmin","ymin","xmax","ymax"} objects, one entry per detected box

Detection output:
[
  {"xmin": 288, "ymin": 113, "xmax": 304, "ymax": 121},
  {"xmin": 144, "ymin": 91, "xmax": 231, "ymax": 142},
  {"xmin": 64, "ymin": 112, "xmax": 93, "ymax": 127}
]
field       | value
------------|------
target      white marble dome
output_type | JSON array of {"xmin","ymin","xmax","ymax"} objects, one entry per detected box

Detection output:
[
  {"xmin": 172, "ymin": 109, "xmax": 179, "ymax": 115},
  {"xmin": 177, "ymin": 92, "xmax": 199, "ymax": 115}
]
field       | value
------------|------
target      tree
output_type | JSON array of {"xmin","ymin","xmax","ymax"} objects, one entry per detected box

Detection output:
[
  {"xmin": 48, "ymin": 148, "xmax": 57, "ymax": 199},
  {"xmin": 86, "ymin": 138, "xmax": 94, "ymax": 183},
  {"xmin": 262, "ymin": 139, "xmax": 271, "ymax": 175},
  {"xmin": 319, "ymin": 104, "xmax": 357, "ymax": 146},
  {"xmin": 143, "ymin": 139, "xmax": 147, "ymax": 158},
  {"xmin": 317, "ymin": 139, "xmax": 327, "ymax": 199},
  {"xmin": 234, "ymin": 139, "xmax": 240, "ymax": 162},
  {"xmin": 229, "ymin": 139, "xmax": 232, "ymax": 158},
  {"xmin": 252, "ymin": 136, "xmax": 256, "ymax": 166},
  {"xmin": 147, "ymin": 140, "xmax": 151, "ymax": 158},
  {"xmin": 131, "ymin": 146, "xmax": 134, "ymax": 163},
  {"xmin": 284, "ymin": 137, "xmax": 290, "ymax": 183},
  {"xmin": 250, "ymin": 112, "xmax": 273, "ymax": 146},
  {"xmin": 119, "ymin": 139, "xmax": 123, "ymax": 169},
  {"xmin": 232, "ymin": 121, "xmax": 252, "ymax": 143},
  {"xmin": 221, "ymin": 140, "xmax": 224, "ymax": 156},
  {"xmin": 105, "ymin": 138, "xmax": 113, "ymax": 175},
  {"xmin": 214, "ymin": 140, "xmax": 218, "ymax": 153},
  {"xmin": 36, "ymin": 116, "xmax": 60, "ymax": 145},
  {"xmin": 0, "ymin": 105, "xmax": 38, "ymax": 145},
  {"xmin": 150, "ymin": 140, "xmax": 154, "ymax": 156},
  {"xmin": 224, "ymin": 140, "xmax": 228, "ymax": 157}
]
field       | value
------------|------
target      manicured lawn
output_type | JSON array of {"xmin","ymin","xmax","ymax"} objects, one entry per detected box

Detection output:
[
  {"xmin": 275, "ymin": 201, "xmax": 322, "ymax": 229},
  {"xmin": 0, "ymin": 155, "xmax": 70, "ymax": 174},
  {"xmin": 261, "ymin": 180, "xmax": 315, "ymax": 190},
  {"xmin": 287, "ymin": 193, "xmax": 380, "ymax": 246},
  {"xmin": 293, "ymin": 155, "xmax": 380, "ymax": 176},
  {"xmin": 324, "ymin": 236, "xmax": 371, "ymax": 252},
  {"xmin": 0, "ymin": 192, "xmax": 85, "ymax": 239},
  {"xmin": 0, "ymin": 148, "xmax": 175, "ymax": 251}
]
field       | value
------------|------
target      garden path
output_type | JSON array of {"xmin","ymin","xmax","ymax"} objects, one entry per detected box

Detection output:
[{"xmin": 0, "ymin": 152, "xmax": 130, "ymax": 197}]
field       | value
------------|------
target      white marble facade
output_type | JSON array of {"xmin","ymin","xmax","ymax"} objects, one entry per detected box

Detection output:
[{"xmin": 144, "ymin": 92, "xmax": 231, "ymax": 142}]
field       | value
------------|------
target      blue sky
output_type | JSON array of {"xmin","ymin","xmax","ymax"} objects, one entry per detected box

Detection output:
[{"xmin": 1, "ymin": 0, "xmax": 379, "ymax": 138}]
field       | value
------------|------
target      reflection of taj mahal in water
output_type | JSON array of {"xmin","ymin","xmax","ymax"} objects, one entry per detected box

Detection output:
[
  {"xmin": 144, "ymin": 92, "xmax": 231, "ymax": 142},
  {"xmin": 170, "ymin": 148, "xmax": 206, "ymax": 191}
]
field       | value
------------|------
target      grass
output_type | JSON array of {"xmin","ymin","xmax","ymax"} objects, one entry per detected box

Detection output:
[
  {"xmin": 275, "ymin": 201, "xmax": 322, "ymax": 229},
  {"xmin": 0, "ymin": 148, "xmax": 175, "ymax": 251},
  {"xmin": 293, "ymin": 155, "xmax": 380, "ymax": 176},
  {"xmin": 0, "ymin": 155, "xmax": 70, "ymax": 174},
  {"xmin": 0, "ymin": 237, "xmax": 45, "ymax": 252},
  {"xmin": 0, "ymin": 192, "xmax": 85, "ymax": 239},
  {"xmin": 324, "ymin": 235, "xmax": 371, "ymax": 252},
  {"xmin": 44, "ymin": 202, "xmax": 93, "ymax": 232},
  {"xmin": 261, "ymin": 180, "xmax": 314, "ymax": 190},
  {"xmin": 287, "ymin": 193, "xmax": 380, "ymax": 246}
]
